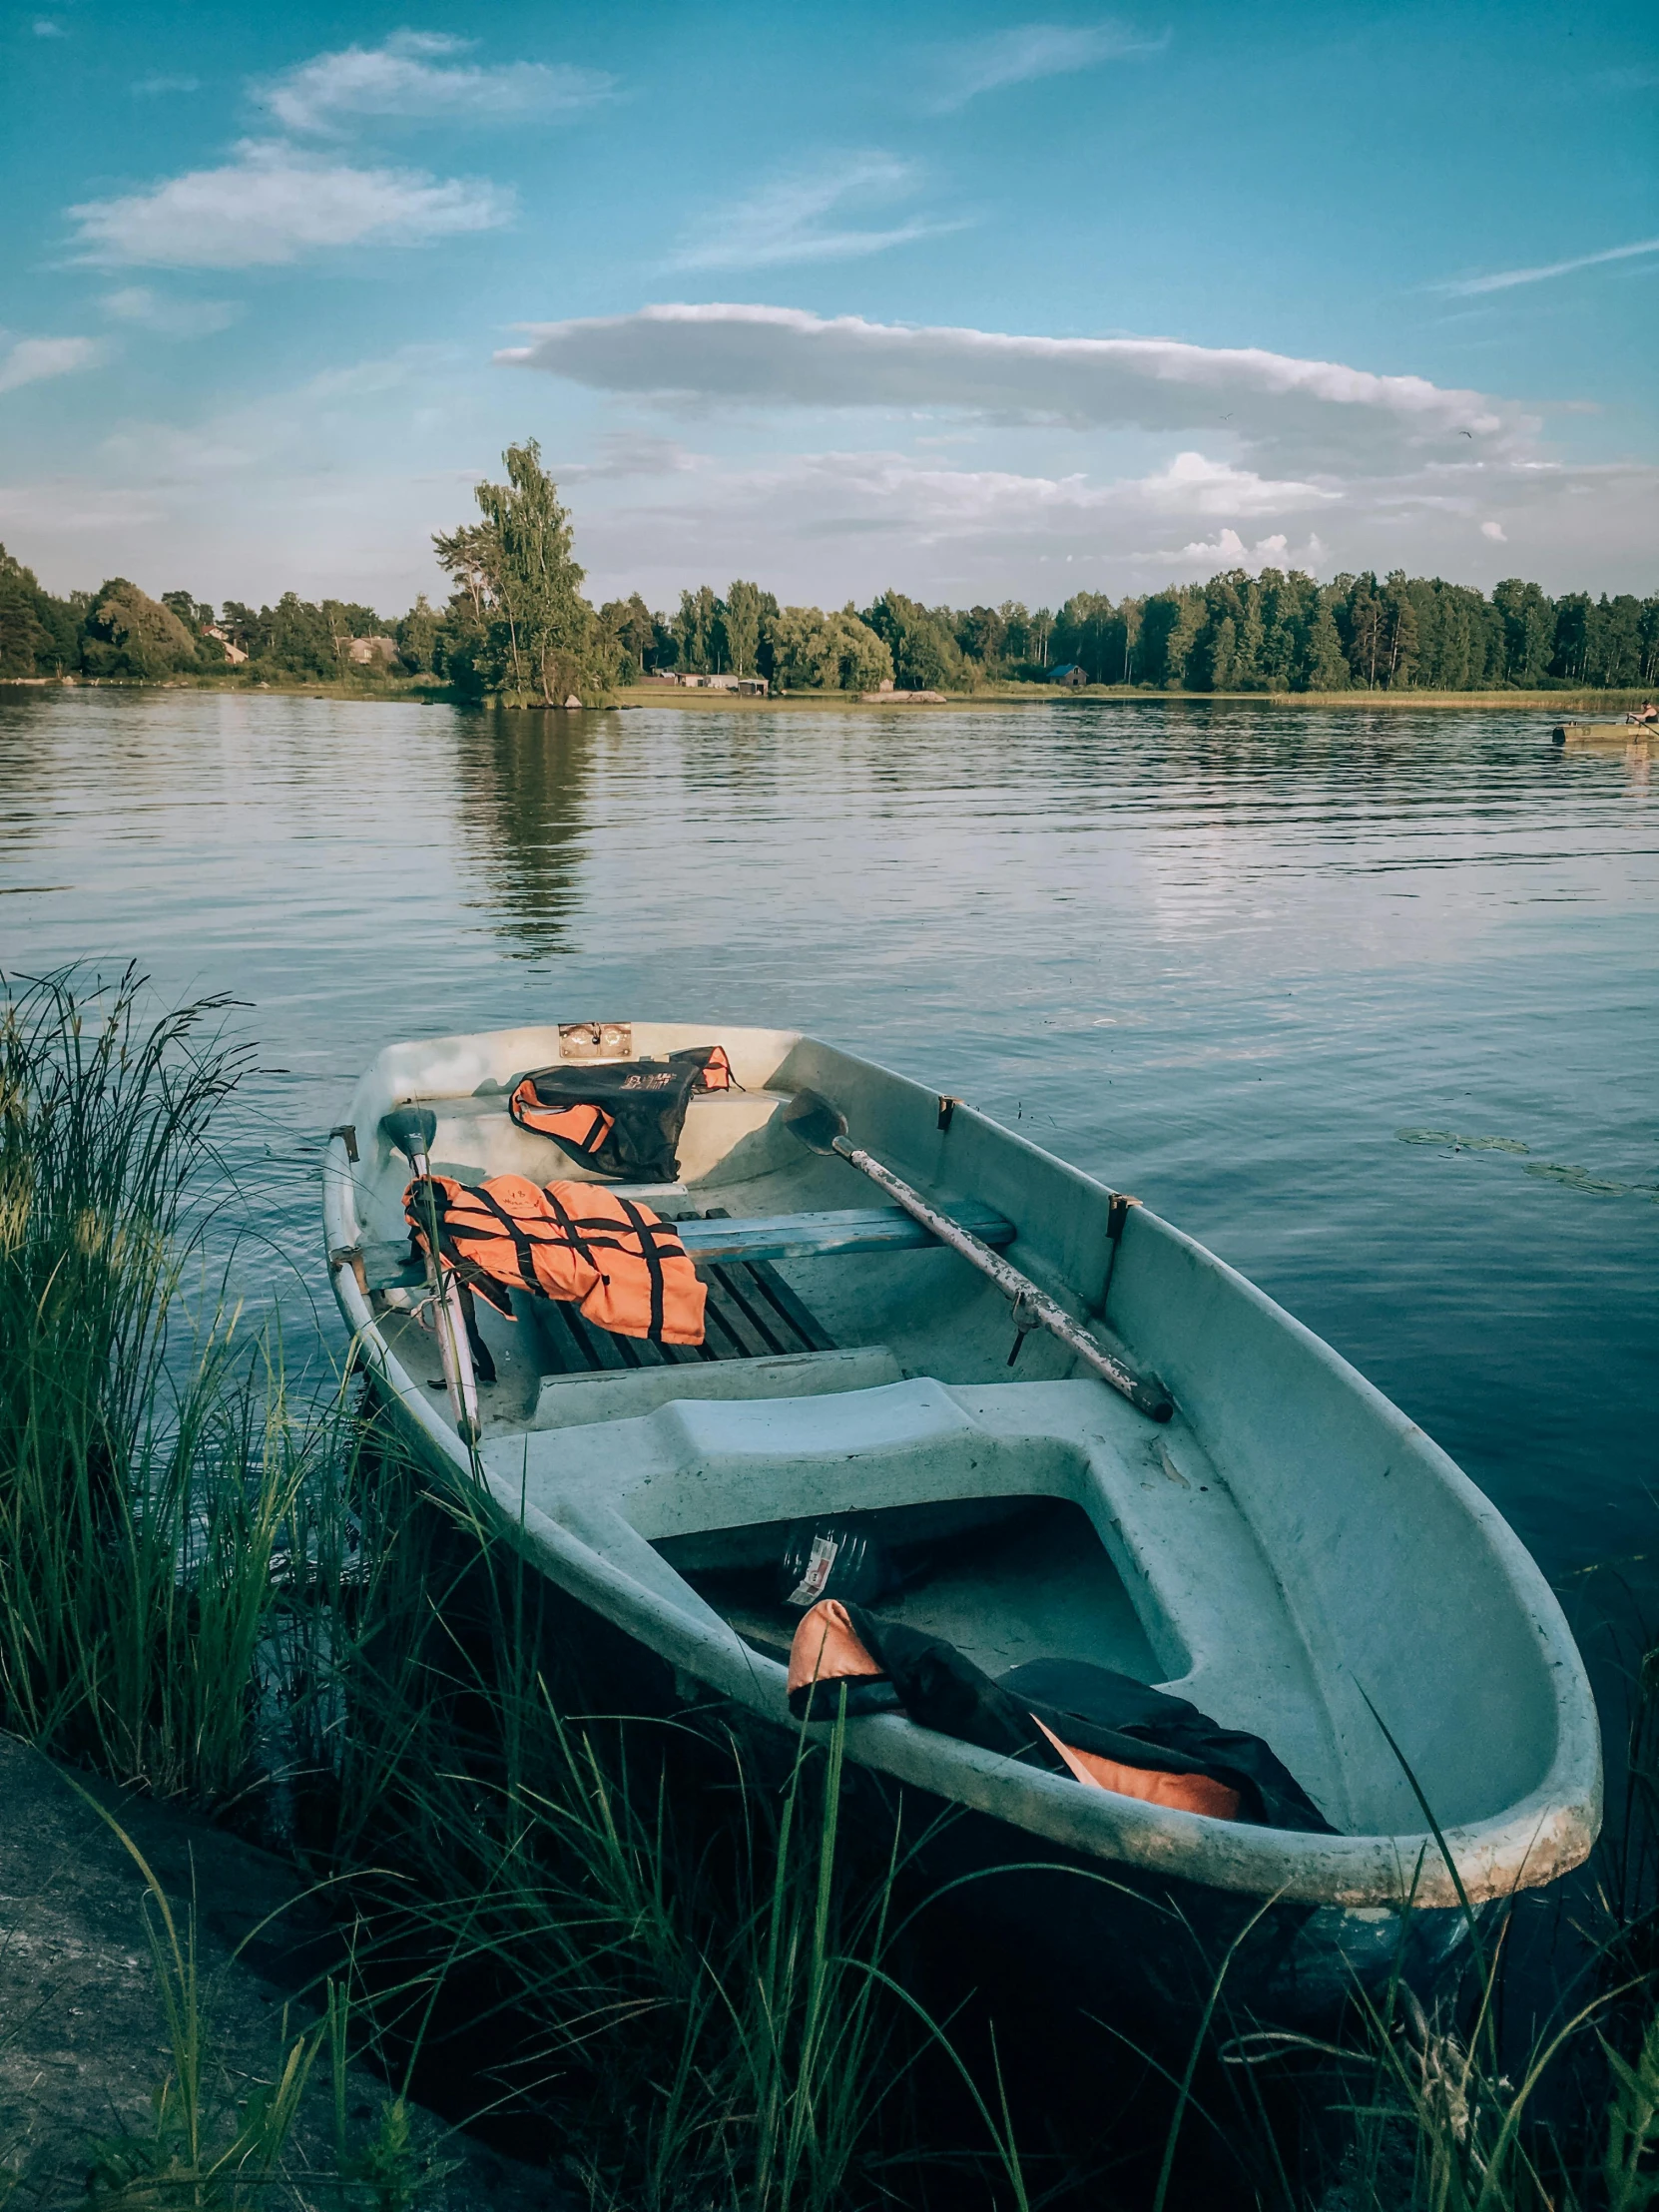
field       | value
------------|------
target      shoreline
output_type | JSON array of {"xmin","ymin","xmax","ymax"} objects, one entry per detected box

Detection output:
[{"xmin": 2, "ymin": 675, "xmax": 1650, "ymax": 715}]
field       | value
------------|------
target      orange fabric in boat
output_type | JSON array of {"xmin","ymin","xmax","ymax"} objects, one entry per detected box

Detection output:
[
  {"xmin": 688, "ymin": 1044, "xmax": 734, "ymax": 1092},
  {"xmin": 787, "ymin": 1601, "xmax": 1241, "ymax": 1821},
  {"xmin": 508, "ymin": 1085, "xmax": 615, "ymax": 1157},
  {"xmin": 404, "ymin": 1173, "xmax": 706, "ymax": 1345},
  {"xmin": 1027, "ymin": 1714, "xmax": 1241, "ymax": 1820},
  {"xmin": 786, "ymin": 1600, "xmax": 887, "ymax": 1701}
]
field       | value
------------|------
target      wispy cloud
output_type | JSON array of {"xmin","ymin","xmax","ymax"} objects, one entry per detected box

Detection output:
[
  {"xmin": 102, "ymin": 286, "xmax": 242, "ymax": 337},
  {"xmin": 557, "ymin": 432, "xmax": 702, "ymax": 482},
  {"xmin": 257, "ymin": 30, "xmax": 614, "ymax": 135},
  {"xmin": 924, "ymin": 18, "xmax": 1166, "ymax": 111},
  {"xmin": 667, "ymin": 154, "xmax": 965, "ymax": 272},
  {"xmin": 0, "ymin": 335, "xmax": 104, "ymax": 395},
  {"xmin": 32, "ymin": 18, "xmax": 67, "ymax": 37},
  {"xmin": 1436, "ymin": 235, "xmax": 1659, "ymax": 295},
  {"xmin": 68, "ymin": 141, "xmax": 512, "ymax": 268},
  {"xmin": 133, "ymin": 74, "xmax": 201, "ymax": 96},
  {"xmin": 1481, "ymin": 519, "xmax": 1506, "ymax": 540}
]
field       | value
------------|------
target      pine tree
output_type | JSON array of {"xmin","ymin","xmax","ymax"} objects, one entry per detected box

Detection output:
[{"xmin": 1296, "ymin": 591, "xmax": 1350, "ymax": 691}]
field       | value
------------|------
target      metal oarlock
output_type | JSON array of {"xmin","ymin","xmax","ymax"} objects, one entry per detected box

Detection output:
[{"xmin": 380, "ymin": 1103, "xmax": 481, "ymax": 1448}]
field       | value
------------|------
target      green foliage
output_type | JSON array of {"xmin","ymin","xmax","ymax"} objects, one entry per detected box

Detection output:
[
  {"xmin": 81, "ymin": 579, "xmax": 201, "ymax": 681},
  {"xmin": 861, "ymin": 591, "xmax": 967, "ymax": 690},
  {"xmin": 0, "ymin": 542, "xmax": 79, "ymax": 678},
  {"xmin": 769, "ymin": 603, "xmax": 893, "ymax": 691},
  {"xmin": 6, "ymin": 486, "xmax": 1659, "ymax": 695},
  {"xmin": 0, "ymin": 544, "xmax": 49, "ymax": 678},
  {"xmin": 1604, "ymin": 2013, "xmax": 1659, "ymax": 2212},
  {"xmin": 598, "ymin": 591, "xmax": 658, "ymax": 682},
  {"xmin": 720, "ymin": 578, "xmax": 765, "ymax": 677},
  {"xmin": 395, "ymin": 593, "xmax": 440, "ymax": 674},
  {"xmin": 440, "ymin": 439, "xmax": 607, "ymax": 705},
  {"xmin": 673, "ymin": 583, "xmax": 720, "ymax": 674}
]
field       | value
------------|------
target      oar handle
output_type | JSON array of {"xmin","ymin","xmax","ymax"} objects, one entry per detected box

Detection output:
[
  {"xmin": 402, "ymin": 1146, "xmax": 481, "ymax": 1448},
  {"xmin": 835, "ymin": 1138, "xmax": 1173, "ymax": 1422}
]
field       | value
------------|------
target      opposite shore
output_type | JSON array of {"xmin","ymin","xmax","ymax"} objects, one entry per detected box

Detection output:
[{"xmin": 3, "ymin": 673, "xmax": 1653, "ymax": 714}]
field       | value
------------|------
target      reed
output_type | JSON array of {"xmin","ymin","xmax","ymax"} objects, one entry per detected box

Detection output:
[
  {"xmin": 0, "ymin": 966, "xmax": 327, "ymax": 1806},
  {"xmin": 308, "ymin": 1461, "xmax": 991, "ymax": 2212}
]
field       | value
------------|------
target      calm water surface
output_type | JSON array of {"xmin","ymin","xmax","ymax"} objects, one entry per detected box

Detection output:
[{"xmin": 3, "ymin": 689, "xmax": 1655, "ymax": 1641}]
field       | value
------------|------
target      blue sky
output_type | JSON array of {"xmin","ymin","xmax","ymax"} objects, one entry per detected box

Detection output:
[{"xmin": 2, "ymin": 0, "xmax": 1655, "ymax": 614}]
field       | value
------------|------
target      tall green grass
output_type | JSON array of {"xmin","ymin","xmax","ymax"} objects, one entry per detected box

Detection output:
[
  {"xmin": 0, "ymin": 966, "xmax": 327, "ymax": 1804},
  {"xmin": 312, "ymin": 1465, "xmax": 985, "ymax": 2212}
]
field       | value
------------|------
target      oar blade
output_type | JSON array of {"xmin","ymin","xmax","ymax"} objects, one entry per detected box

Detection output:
[{"xmin": 781, "ymin": 1088, "xmax": 847, "ymax": 1156}]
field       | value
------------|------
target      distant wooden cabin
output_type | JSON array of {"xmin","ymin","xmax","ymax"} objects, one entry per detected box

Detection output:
[
  {"xmin": 1049, "ymin": 663, "xmax": 1087, "ymax": 688},
  {"xmin": 348, "ymin": 636, "xmax": 400, "ymax": 667}
]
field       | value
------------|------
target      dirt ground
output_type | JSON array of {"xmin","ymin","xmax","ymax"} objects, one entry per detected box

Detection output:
[{"xmin": 0, "ymin": 1736, "xmax": 570, "ymax": 2208}]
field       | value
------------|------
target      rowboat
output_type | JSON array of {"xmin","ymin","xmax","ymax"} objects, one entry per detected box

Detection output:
[
  {"xmin": 1553, "ymin": 719, "xmax": 1659, "ymax": 745},
  {"xmin": 322, "ymin": 1022, "xmax": 1600, "ymax": 2023}
]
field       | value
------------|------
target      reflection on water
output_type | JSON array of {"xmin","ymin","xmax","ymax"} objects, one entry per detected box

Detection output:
[
  {"xmin": 1, "ymin": 688, "xmax": 1656, "ymax": 1631},
  {"xmin": 456, "ymin": 708, "xmax": 593, "ymax": 960}
]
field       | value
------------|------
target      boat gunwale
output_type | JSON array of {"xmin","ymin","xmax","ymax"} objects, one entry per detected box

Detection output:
[{"xmin": 320, "ymin": 1027, "xmax": 1602, "ymax": 1915}]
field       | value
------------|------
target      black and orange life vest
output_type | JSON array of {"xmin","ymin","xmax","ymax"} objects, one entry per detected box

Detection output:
[
  {"xmin": 404, "ymin": 1174, "xmax": 706, "ymax": 1345},
  {"xmin": 785, "ymin": 1602, "xmax": 1337, "ymax": 1833},
  {"xmin": 508, "ymin": 1046, "xmax": 735, "ymax": 1182}
]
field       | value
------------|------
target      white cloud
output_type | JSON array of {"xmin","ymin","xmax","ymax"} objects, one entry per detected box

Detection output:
[
  {"xmin": 667, "ymin": 155, "xmax": 965, "ymax": 272},
  {"xmin": 1151, "ymin": 528, "xmax": 1309, "ymax": 569},
  {"xmin": 561, "ymin": 440, "xmax": 1659, "ymax": 609},
  {"xmin": 924, "ymin": 18, "xmax": 1168, "ymax": 110},
  {"xmin": 257, "ymin": 30, "xmax": 614, "ymax": 135},
  {"xmin": 68, "ymin": 141, "xmax": 512, "ymax": 268},
  {"xmin": 1480, "ymin": 519, "xmax": 1506, "ymax": 540},
  {"xmin": 102, "ymin": 286, "xmax": 242, "ymax": 337},
  {"xmin": 632, "ymin": 448, "xmax": 1335, "ymax": 545},
  {"xmin": 1135, "ymin": 450, "xmax": 1337, "ymax": 515},
  {"xmin": 501, "ymin": 302, "xmax": 1525, "ymax": 469},
  {"xmin": 32, "ymin": 18, "xmax": 67, "ymax": 36},
  {"xmin": 1436, "ymin": 235, "xmax": 1659, "ymax": 295},
  {"xmin": 0, "ymin": 335, "xmax": 104, "ymax": 396},
  {"xmin": 133, "ymin": 74, "xmax": 201, "ymax": 96}
]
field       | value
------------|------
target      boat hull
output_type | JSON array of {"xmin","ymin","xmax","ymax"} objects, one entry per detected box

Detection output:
[{"xmin": 322, "ymin": 1017, "xmax": 1601, "ymax": 2024}]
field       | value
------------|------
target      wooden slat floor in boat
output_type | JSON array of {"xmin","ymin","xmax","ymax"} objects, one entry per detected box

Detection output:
[{"xmin": 524, "ymin": 1208, "xmax": 835, "ymax": 1378}]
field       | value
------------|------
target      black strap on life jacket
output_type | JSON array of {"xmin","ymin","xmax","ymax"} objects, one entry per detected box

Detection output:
[
  {"xmin": 541, "ymin": 1182, "xmax": 600, "ymax": 1272},
  {"xmin": 616, "ymin": 1195, "xmax": 664, "ymax": 1340}
]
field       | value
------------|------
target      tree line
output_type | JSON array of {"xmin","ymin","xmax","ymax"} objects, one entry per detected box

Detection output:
[{"xmin": 3, "ymin": 442, "xmax": 1656, "ymax": 697}]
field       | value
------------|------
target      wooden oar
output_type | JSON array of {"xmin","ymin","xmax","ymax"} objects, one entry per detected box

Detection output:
[
  {"xmin": 381, "ymin": 1105, "xmax": 481, "ymax": 1446},
  {"xmin": 782, "ymin": 1090, "xmax": 1173, "ymax": 1422}
]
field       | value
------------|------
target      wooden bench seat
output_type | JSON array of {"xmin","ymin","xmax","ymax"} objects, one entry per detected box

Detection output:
[{"xmin": 358, "ymin": 1201, "xmax": 1014, "ymax": 1293}]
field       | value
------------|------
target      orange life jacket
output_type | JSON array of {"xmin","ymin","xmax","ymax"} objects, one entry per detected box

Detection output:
[
  {"xmin": 507, "ymin": 1087, "xmax": 615, "ymax": 1160},
  {"xmin": 404, "ymin": 1174, "xmax": 706, "ymax": 1345}
]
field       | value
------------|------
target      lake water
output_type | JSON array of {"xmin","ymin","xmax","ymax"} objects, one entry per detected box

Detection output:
[{"xmin": 3, "ymin": 688, "xmax": 1656, "ymax": 1642}]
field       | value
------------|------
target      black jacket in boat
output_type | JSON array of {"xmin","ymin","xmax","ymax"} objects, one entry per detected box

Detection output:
[
  {"xmin": 509, "ymin": 1046, "xmax": 733, "ymax": 1183},
  {"xmin": 831, "ymin": 1611, "xmax": 1337, "ymax": 1835}
]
